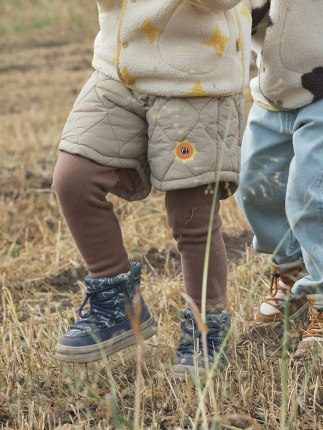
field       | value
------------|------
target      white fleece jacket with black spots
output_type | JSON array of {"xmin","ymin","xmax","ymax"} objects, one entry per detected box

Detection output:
[
  {"xmin": 250, "ymin": 0, "xmax": 323, "ymax": 110},
  {"xmin": 92, "ymin": 0, "xmax": 256, "ymax": 97}
]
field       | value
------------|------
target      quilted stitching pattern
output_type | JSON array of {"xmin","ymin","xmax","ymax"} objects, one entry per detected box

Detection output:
[{"xmin": 59, "ymin": 71, "xmax": 243, "ymax": 201}]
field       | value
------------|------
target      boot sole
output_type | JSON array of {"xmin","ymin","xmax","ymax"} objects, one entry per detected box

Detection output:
[
  {"xmin": 173, "ymin": 360, "xmax": 228, "ymax": 380},
  {"xmin": 173, "ymin": 364, "xmax": 207, "ymax": 380},
  {"xmin": 293, "ymin": 339, "xmax": 323, "ymax": 360},
  {"xmin": 254, "ymin": 301, "xmax": 309, "ymax": 324},
  {"xmin": 55, "ymin": 316, "xmax": 157, "ymax": 363}
]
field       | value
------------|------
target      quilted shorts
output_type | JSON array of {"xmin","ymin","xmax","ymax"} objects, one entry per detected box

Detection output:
[{"xmin": 59, "ymin": 71, "xmax": 245, "ymax": 201}]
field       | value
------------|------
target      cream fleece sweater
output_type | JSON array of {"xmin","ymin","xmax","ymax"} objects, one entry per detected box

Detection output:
[
  {"xmin": 92, "ymin": 0, "xmax": 254, "ymax": 97},
  {"xmin": 251, "ymin": 0, "xmax": 323, "ymax": 110}
]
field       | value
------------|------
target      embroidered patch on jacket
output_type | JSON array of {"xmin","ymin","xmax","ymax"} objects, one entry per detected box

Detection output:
[{"xmin": 173, "ymin": 140, "xmax": 197, "ymax": 163}]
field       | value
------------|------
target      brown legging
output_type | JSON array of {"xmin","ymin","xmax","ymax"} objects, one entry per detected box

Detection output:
[{"xmin": 52, "ymin": 151, "xmax": 227, "ymax": 312}]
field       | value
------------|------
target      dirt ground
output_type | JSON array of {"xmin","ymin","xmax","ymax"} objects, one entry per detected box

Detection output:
[
  {"xmin": 0, "ymin": 24, "xmax": 322, "ymax": 430},
  {"xmin": 0, "ymin": 26, "xmax": 255, "ymax": 280}
]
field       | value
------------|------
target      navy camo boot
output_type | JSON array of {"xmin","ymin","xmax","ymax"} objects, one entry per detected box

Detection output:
[
  {"xmin": 172, "ymin": 309, "xmax": 230, "ymax": 379},
  {"xmin": 55, "ymin": 262, "xmax": 156, "ymax": 363}
]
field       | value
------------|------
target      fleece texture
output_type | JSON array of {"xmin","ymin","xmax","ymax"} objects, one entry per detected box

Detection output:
[
  {"xmin": 92, "ymin": 0, "xmax": 254, "ymax": 97},
  {"xmin": 250, "ymin": 0, "xmax": 323, "ymax": 110}
]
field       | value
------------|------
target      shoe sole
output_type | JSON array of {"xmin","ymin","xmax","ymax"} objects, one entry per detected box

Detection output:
[
  {"xmin": 55, "ymin": 316, "xmax": 157, "ymax": 363},
  {"xmin": 293, "ymin": 338, "xmax": 323, "ymax": 360},
  {"xmin": 173, "ymin": 359, "xmax": 227, "ymax": 380},
  {"xmin": 173, "ymin": 364, "xmax": 207, "ymax": 380},
  {"xmin": 254, "ymin": 301, "xmax": 309, "ymax": 324}
]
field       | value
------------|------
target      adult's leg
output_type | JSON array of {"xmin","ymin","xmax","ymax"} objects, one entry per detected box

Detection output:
[
  {"xmin": 52, "ymin": 151, "xmax": 130, "ymax": 278},
  {"xmin": 165, "ymin": 184, "xmax": 227, "ymax": 313}
]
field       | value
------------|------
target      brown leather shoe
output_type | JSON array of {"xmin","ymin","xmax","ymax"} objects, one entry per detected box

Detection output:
[
  {"xmin": 294, "ymin": 304, "xmax": 323, "ymax": 359},
  {"xmin": 255, "ymin": 260, "xmax": 308, "ymax": 323}
]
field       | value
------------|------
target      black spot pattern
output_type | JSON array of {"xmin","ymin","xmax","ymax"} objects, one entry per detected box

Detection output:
[
  {"xmin": 267, "ymin": 15, "xmax": 273, "ymax": 28},
  {"xmin": 301, "ymin": 67, "xmax": 323, "ymax": 102},
  {"xmin": 252, "ymin": 2, "xmax": 270, "ymax": 35}
]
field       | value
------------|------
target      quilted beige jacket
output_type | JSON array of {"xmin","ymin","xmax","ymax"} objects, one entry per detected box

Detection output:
[{"xmin": 93, "ymin": 0, "xmax": 253, "ymax": 97}]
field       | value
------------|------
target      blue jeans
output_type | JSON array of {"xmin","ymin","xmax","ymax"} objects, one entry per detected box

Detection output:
[{"xmin": 235, "ymin": 100, "xmax": 323, "ymax": 296}]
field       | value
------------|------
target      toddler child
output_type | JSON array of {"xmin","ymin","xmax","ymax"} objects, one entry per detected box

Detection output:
[
  {"xmin": 52, "ymin": 0, "xmax": 254, "ymax": 377},
  {"xmin": 236, "ymin": 0, "xmax": 323, "ymax": 358}
]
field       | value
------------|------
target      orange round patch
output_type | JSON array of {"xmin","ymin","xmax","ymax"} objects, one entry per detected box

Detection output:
[{"xmin": 176, "ymin": 141, "xmax": 194, "ymax": 160}]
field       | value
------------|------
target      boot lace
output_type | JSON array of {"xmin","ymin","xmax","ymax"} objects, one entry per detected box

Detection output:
[
  {"xmin": 304, "ymin": 305, "xmax": 323, "ymax": 339},
  {"xmin": 263, "ymin": 270, "xmax": 287, "ymax": 308},
  {"xmin": 70, "ymin": 287, "xmax": 126, "ymax": 330},
  {"xmin": 263, "ymin": 265, "xmax": 305, "ymax": 308},
  {"xmin": 176, "ymin": 320, "xmax": 227, "ymax": 359},
  {"xmin": 176, "ymin": 321, "xmax": 199, "ymax": 356}
]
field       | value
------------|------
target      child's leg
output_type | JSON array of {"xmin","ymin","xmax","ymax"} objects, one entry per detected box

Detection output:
[
  {"xmin": 52, "ymin": 151, "xmax": 130, "ymax": 278},
  {"xmin": 235, "ymin": 103, "xmax": 302, "ymax": 264},
  {"xmin": 165, "ymin": 184, "xmax": 227, "ymax": 313},
  {"xmin": 284, "ymin": 98, "xmax": 323, "ymax": 357},
  {"xmin": 287, "ymin": 98, "xmax": 323, "ymax": 297},
  {"xmin": 52, "ymin": 151, "xmax": 156, "ymax": 363},
  {"xmin": 166, "ymin": 184, "xmax": 231, "ymax": 377},
  {"xmin": 52, "ymin": 74, "xmax": 157, "ymax": 363},
  {"xmin": 235, "ymin": 104, "xmax": 307, "ymax": 323}
]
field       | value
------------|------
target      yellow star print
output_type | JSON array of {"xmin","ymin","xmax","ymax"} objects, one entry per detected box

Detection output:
[
  {"xmin": 236, "ymin": 36, "xmax": 242, "ymax": 52},
  {"xmin": 203, "ymin": 27, "xmax": 230, "ymax": 58},
  {"xmin": 183, "ymin": 81, "xmax": 209, "ymax": 97},
  {"xmin": 240, "ymin": 3, "xmax": 251, "ymax": 23},
  {"xmin": 121, "ymin": 67, "xmax": 136, "ymax": 85},
  {"xmin": 134, "ymin": 18, "xmax": 163, "ymax": 44}
]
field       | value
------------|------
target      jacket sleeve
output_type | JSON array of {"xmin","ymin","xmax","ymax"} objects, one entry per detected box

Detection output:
[{"xmin": 186, "ymin": 0, "xmax": 241, "ymax": 13}]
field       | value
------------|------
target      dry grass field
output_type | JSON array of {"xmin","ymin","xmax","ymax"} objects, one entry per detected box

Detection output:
[{"xmin": 0, "ymin": 1, "xmax": 322, "ymax": 429}]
